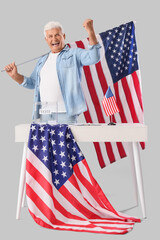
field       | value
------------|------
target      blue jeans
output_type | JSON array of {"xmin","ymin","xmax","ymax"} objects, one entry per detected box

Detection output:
[{"xmin": 40, "ymin": 113, "xmax": 78, "ymax": 124}]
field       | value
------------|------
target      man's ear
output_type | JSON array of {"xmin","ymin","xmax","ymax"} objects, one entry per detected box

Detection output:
[
  {"xmin": 45, "ymin": 37, "xmax": 49, "ymax": 44},
  {"xmin": 63, "ymin": 33, "xmax": 66, "ymax": 40}
]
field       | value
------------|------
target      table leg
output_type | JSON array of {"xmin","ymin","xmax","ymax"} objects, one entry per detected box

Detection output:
[
  {"xmin": 21, "ymin": 184, "xmax": 26, "ymax": 208},
  {"xmin": 128, "ymin": 143, "xmax": 139, "ymax": 207},
  {"xmin": 16, "ymin": 142, "xmax": 27, "ymax": 220},
  {"xmin": 132, "ymin": 142, "xmax": 147, "ymax": 219}
]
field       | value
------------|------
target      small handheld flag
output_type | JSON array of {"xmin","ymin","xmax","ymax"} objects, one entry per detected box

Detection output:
[{"xmin": 102, "ymin": 86, "xmax": 119, "ymax": 124}]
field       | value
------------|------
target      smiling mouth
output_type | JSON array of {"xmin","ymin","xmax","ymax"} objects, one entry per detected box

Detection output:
[{"xmin": 52, "ymin": 42, "xmax": 60, "ymax": 46}]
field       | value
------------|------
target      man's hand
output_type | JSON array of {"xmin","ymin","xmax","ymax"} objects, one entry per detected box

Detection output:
[
  {"xmin": 83, "ymin": 19, "xmax": 94, "ymax": 33},
  {"xmin": 83, "ymin": 19, "xmax": 98, "ymax": 46},
  {"xmin": 5, "ymin": 62, "xmax": 18, "ymax": 78},
  {"xmin": 4, "ymin": 62, "xmax": 24, "ymax": 84}
]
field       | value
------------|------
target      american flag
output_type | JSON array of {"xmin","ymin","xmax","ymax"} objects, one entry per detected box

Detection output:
[
  {"xmin": 69, "ymin": 21, "xmax": 145, "ymax": 168},
  {"xmin": 26, "ymin": 123, "xmax": 140, "ymax": 234},
  {"xmin": 102, "ymin": 86, "xmax": 120, "ymax": 117}
]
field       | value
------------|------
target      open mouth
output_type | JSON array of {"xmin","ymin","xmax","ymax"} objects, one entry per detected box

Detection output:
[{"xmin": 52, "ymin": 42, "xmax": 60, "ymax": 47}]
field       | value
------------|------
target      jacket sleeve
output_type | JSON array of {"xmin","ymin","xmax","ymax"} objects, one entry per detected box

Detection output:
[
  {"xmin": 77, "ymin": 42, "xmax": 102, "ymax": 66},
  {"xmin": 18, "ymin": 62, "xmax": 39, "ymax": 89}
]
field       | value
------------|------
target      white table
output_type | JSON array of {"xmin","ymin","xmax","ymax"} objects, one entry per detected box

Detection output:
[{"xmin": 15, "ymin": 123, "xmax": 147, "ymax": 220}]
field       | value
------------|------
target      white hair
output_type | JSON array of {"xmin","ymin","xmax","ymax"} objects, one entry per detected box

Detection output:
[{"xmin": 44, "ymin": 21, "xmax": 64, "ymax": 37}]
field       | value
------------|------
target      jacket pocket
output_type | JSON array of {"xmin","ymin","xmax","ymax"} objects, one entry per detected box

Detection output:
[{"xmin": 62, "ymin": 54, "xmax": 74, "ymax": 68}]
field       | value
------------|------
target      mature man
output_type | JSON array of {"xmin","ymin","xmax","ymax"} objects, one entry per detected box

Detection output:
[{"xmin": 5, "ymin": 19, "xmax": 101, "ymax": 123}]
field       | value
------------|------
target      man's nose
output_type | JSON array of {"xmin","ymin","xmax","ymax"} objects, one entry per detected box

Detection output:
[{"xmin": 52, "ymin": 36, "xmax": 57, "ymax": 41}]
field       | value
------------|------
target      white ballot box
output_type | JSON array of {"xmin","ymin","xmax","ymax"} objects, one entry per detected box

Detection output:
[{"xmin": 33, "ymin": 101, "xmax": 58, "ymax": 124}]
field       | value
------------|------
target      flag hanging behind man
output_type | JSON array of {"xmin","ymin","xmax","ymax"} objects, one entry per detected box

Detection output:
[{"xmin": 69, "ymin": 21, "xmax": 145, "ymax": 168}]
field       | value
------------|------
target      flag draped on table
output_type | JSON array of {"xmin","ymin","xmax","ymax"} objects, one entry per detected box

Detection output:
[
  {"xmin": 26, "ymin": 123, "xmax": 140, "ymax": 234},
  {"xmin": 69, "ymin": 21, "xmax": 145, "ymax": 168}
]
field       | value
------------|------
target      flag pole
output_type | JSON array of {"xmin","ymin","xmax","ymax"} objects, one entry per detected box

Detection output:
[
  {"xmin": 0, "ymin": 53, "xmax": 48, "ymax": 73},
  {"xmin": 108, "ymin": 114, "xmax": 116, "ymax": 126}
]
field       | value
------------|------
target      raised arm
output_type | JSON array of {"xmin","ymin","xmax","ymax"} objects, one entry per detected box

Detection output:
[
  {"xmin": 83, "ymin": 19, "xmax": 98, "ymax": 46},
  {"xmin": 76, "ymin": 19, "xmax": 101, "ymax": 66}
]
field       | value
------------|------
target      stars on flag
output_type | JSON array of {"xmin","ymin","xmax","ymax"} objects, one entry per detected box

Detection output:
[
  {"xmin": 59, "ymin": 141, "xmax": 65, "ymax": 148},
  {"xmin": 78, "ymin": 151, "xmax": 83, "ymax": 157},
  {"xmin": 60, "ymin": 161, "xmax": 66, "ymax": 168},
  {"xmin": 41, "ymin": 145, "xmax": 47, "ymax": 152},
  {"xmin": 40, "ymin": 136, "xmax": 46, "ymax": 142},
  {"xmin": 58, "ymin": 131, "xmax": 64, "ymax": 138},
  {"xmin": 53, "ymin": 159, "xmax": 58, "ymax": 165},
  {"xmin": 72, "ymin": 146, "xmax": 76, "ymax": 152},
  {"xmin": 59, "ymin": 151, "xmax": 65, "ymax": 158},
  {"xmin": 66, "ymin": 133, "xmax": 71, "ymax": 139},
  {"xmin": 53, "ymin": 150, "xmax": 57, "ymax": 156},
  {"xmin": 50, "ymin": 129, "xmax": 55, "ymax": 136},
  {"xmin": 42, "ymin": 156, "xmax": 48, "ymax": 162},
  {"xmin": 101, "ymin": 22, "xmax": 138, "ymax": 83},
  {"xmin": 32, "ymin": 145, "xmax": 38, "ymax": 152},
  {"xmin": 53, "ymin": 169, "xmax": 59, "ymax": 176},
  {"xmin": 51, "ymin": 139, "xmax": 56, "ymax": 146},
  {"xmin": 30, "ymin": 125, "xmax": 36, "ymax": 132},
  {"xmin": 54, "ymin": 179, "xmax": 60, "ymax": 186},
  {"xmin": 69, "ymin": 163, "xmax": 72, "ymax": 170},
  {"xmin": 39, "ymin": 126, "xmax": 45, "ymax": 133},
  {"xmin": 71, "ymin": 155, "xmax": 76, "ymax": 161},
  {"xmin": 28, "ymin": 124, "xmax": 85, "ymax": 190},
  {"xmin": 61, "ymin": 171, "xmax": 67, "ymax": 178},
  {"xmin": 31, "ymin": 135, "xmax": 37, "ymax": 141}
]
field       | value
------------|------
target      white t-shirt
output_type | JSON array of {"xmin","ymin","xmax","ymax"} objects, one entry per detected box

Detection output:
[{"xmin": 40, "ymin": 52, "xmax": 66, "ymax": 112}]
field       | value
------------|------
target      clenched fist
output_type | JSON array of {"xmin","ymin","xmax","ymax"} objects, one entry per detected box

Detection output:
[
  {"xmin": 83, "ymin": 19, "xmax": 94, "ymax": 33},
  {"xmin": 82, "ymin": 19, "xmax": 98, "ymax": 46},
  {"xmin": 4, "ymin": 62, "xmax": 24, "ymax": 84},
  {"xmin": 5, "ymin": 62, "xmax": 18, "ymax": 78}
]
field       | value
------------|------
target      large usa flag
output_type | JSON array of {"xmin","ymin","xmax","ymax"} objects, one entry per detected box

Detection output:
[
  {"xmin": 26, "ymin": 123, "xmax": 140, "ymax": 234},
  {"xmin": 69, "ymin": 21, "xmax": 145, "ymax": 168}
]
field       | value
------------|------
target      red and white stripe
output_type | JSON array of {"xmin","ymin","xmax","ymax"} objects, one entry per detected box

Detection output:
[
  {"xmin": 69, "ymin": 34, "xmax": 145, "ymax": 167},
  {"xmin": 26, "ymin": 148, "xmax": 140, "ymax": 234},
  {"xmin": 102, "ymin": 95, "xmax": 119, "ymax": 116}
]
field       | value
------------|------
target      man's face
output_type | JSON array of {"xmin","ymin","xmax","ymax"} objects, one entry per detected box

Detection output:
[{"xmin": 45, "ymin": 27, "xmax": 66, "ymax": 53}]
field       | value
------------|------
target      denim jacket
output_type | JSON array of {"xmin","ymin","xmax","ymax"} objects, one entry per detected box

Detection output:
[{"xmin": 19, "ymin": 42, "xmax": 101, "ymax": 119}]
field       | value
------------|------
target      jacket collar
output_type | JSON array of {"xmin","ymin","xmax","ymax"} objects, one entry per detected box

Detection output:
[
  {"xmin": 38, "ymin": 44, "xmax": 70, "ymax": 65},
  {"xmin": 57, "ymin": 44, "xmax": 70, "ymax": 54},
  {"xmin": 62, "ymin": 44, "xmax": 70, "ymax": 51}
]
